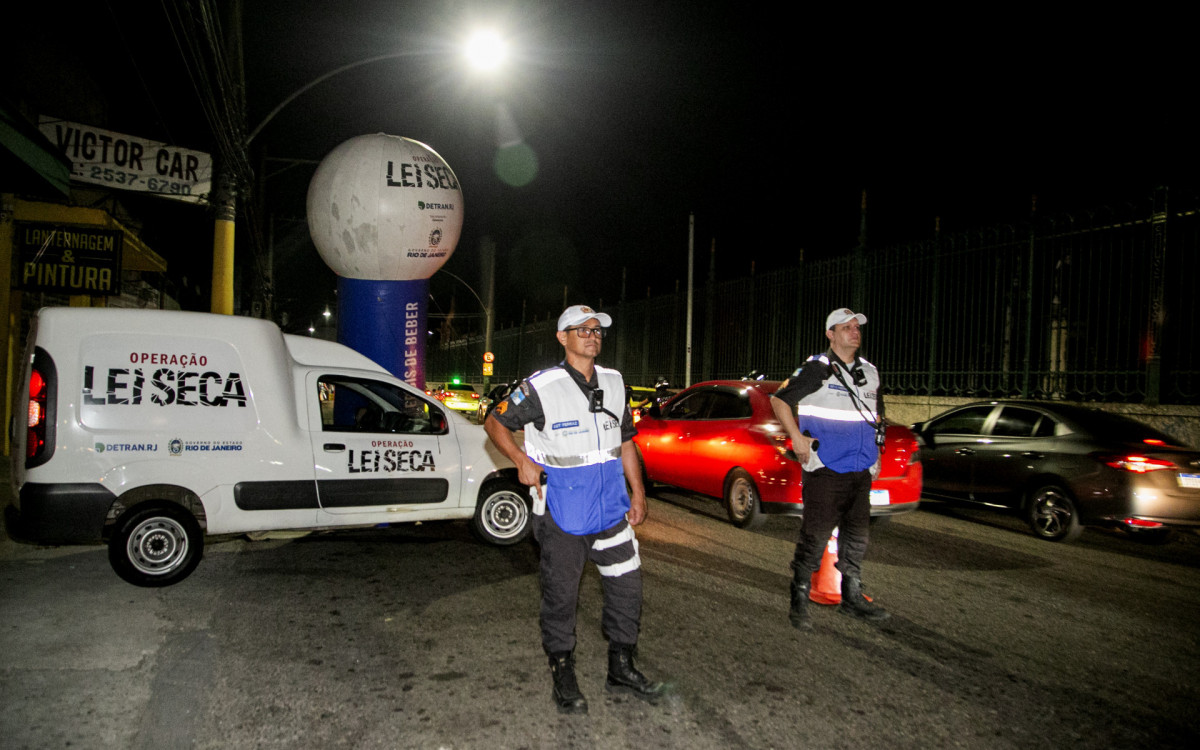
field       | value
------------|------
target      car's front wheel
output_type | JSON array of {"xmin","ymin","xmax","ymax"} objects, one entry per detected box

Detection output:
[
  {"xmin": 471, "ymin": 479, "xmax": 531, "ymax": 545},
  {"xmin": 724, "ymin": 468, "xmax": 765, "ymax": 529},
  {"xmin": 108, "ymin": 503, "xmax": 204, "ymax": 587},
  {"xmin": 1026, "ymin": 484, "xmax": 1082, "ymax": 542}
]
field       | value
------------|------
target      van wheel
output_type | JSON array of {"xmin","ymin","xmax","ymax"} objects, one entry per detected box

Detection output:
[
  {"xmin": 724, "ymin": 469, "xmax": 765, "ymax": 529},
  {"xmin": 109, "ymin": 503, "xmax": 203, "ymax": 587},
  {"xmin": 471, "ymin": 480, "xmax": 531, "ymax": 546}
]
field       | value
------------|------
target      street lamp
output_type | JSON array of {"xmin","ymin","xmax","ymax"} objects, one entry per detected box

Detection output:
[
  {"xmin": 464, "ymin": 30, "xmax": 508, "ymax": 72},
  {"xmin": 250, "ymin": 27, "xmax": 511, "ymax": 144},
  {"xmin": 225, "ymin": 29, "xmax": 511, "ymax": 319},
  {"xmin": 437, "ymin": 265, "xmax": 495, "ymax": 387},
  {"xmin": 246, "ymin": 52, "xmax": 419, "ymax": 146}
]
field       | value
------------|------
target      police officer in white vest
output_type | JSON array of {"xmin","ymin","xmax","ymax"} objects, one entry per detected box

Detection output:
[
  {"xmin": 770, "ymin": 308, "xmax": 891, "ymax": 630},
  {"xmin": 485, "ymin": 305, "xmax": 667, "ymax": 714}
]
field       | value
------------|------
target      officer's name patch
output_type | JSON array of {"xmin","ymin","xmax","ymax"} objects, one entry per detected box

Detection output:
[{"xmin": 552, "ymin": 420, "xmax": 580, "ymax": 430}]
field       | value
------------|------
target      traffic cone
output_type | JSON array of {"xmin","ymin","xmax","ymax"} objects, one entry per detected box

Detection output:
[{"xmin": 809, "ymin": 528, "xmax": 842, "ymax": 604}]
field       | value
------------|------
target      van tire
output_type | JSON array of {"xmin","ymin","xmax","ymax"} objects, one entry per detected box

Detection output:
[
  {"xmin": 109, "ymin": 503, "xmax": 203, "ymax": 587},
  {"xmin": 471, "ymin": 479, "xmax": 531, "ymax": 546}
]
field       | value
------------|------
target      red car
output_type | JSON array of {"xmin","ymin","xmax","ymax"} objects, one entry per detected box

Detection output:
[{"xmin": 632, "ymin": 380, "xmax": 922, "ymax": 528}]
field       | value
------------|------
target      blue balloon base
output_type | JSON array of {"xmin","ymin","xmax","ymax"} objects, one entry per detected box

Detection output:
[{"xmin": 336, "ymin": 277, "xmax": 429, "ymax": 389}]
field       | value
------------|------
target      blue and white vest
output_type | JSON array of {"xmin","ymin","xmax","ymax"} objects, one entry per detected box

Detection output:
[
  {"xmin": 794, "ymin": 353, "xmax": 881, "ymax": 473},
  {"xmin": 524, "ymin": 365, "xmax": 629, "ymax": 535}
]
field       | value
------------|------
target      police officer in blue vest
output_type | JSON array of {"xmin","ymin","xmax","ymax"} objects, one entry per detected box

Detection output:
[
  {"xmin": 485, "ymin": 305, "xmax": 666, "ymax": 714},
  {"xmin": 771, "ymin": 308, "xmax": 891, "ymax": 630}
]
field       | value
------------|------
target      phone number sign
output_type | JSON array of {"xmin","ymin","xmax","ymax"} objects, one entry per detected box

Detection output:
[{"xmin": 39, "ymin": 116, "xmax": 212, "ymax": 204}]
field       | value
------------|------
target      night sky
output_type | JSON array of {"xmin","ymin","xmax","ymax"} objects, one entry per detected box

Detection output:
[{"xmin": 8, "ymin": 1, "xmax": 1191, "ymax": 329}]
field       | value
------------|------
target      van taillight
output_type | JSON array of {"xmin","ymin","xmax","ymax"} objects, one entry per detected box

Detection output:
[{"xmin": 27, "ymin": 369, "xmax": 47, "ymax": 459}]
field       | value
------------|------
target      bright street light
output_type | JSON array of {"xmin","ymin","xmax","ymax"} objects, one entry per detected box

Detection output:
[{"xmin": 464, "ymin": 30, "xmax": 508, "ymax": 72}]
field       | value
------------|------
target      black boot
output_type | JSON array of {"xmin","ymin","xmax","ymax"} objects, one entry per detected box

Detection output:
[
  {"xmin": 548, "ymin": 652, "xmax": 588, "ymax": 714},
  {"xmin": 789, "ymin": 575, "xmax": 813, "ymax": 630},
  {"xmin": 838, "ymin": 575, "xmax": 890, "ymax": 622},
  {"xmin": 606, "ymin": 643, "xmax": 667, "ymax": 703}
]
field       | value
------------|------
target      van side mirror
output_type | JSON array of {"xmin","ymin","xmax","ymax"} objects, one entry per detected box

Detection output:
[{"xmin": 430, "ymin": 411, "xmax": 447, "ymax": 433}]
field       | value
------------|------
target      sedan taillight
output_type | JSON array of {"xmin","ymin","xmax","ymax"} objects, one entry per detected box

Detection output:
[{"xmin": 1102, "ymin": 455, "xmax": 1175, "ymax": 473}]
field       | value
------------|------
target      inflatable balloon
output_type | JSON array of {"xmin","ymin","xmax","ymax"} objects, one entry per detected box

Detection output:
[{"xmin": 307, "ymin": 134, "xmax": 463, "ymax": 388}]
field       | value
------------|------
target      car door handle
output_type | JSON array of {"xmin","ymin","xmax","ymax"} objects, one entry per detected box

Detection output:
[
  {"xmin": 954, "ymin": 447, "xmax": 975, "ymax": 455},
  {"xmin": 323, "ymin": 443, "xmax": 346, "ymax": 452}
]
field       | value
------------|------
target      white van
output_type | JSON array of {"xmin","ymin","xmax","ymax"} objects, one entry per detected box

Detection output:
[{"xmin": 7, "ymin": 307, "xmax": 529, "ymax": 586}]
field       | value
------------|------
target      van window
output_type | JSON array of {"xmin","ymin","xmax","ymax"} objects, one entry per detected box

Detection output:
[{"xmin": 318, "ymin": 376, "xmax": 447, "ymax": 435}]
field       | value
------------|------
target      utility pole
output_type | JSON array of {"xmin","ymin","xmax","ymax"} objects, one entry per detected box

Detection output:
[
  {"xmin": 210, "ymin": 169, "xmax": 236, "ymax": 314},
  {"xmin": 482, "ymin": 236, "xmax": 496, "ymax": 389},
  {"xmin": 211, "ymin": 0, "xmax": 245, "ymax": 315}
]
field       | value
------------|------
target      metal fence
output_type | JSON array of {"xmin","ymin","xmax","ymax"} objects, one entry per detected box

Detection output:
[{"xmin": 431, "ymin": 186, "xmax": 1199, "ymax": 405}]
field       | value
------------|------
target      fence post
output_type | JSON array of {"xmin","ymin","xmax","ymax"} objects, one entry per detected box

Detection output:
[
  {"xmin": 745, "ymin": 261, "xmax": 756, "ymax": 377},
  {"xmin": 926, "ymin": 238, "xmax": 940, "ymax": 395},
  {"xmin": 616, "ymin": 268, "xmax": 627, "ymax": 374},
  {"xmin": 1021, "ymin": 221, "xmax": 1036, "ymax": 397},
  {"xmin": 703, "ymin": 238, "xmax": 715, "ymax": 381},
  {"xmin": 793, "ymin": 251, "xmax": 805, "ymax": 368},
  {"xmin": 669, "ymin": 279, "xmax": 680, "ymax": 383},
  {"xmin": 853, "ymin": 190, "xmax": 867, "ymax": 310},
  {"xmin": 515, "ymin": 300, "xmax": 525, "ymax": 378},
  {"xmin": 640, "ymin": 286, "xmax": 651, "ymax": 384},
  {"xmin": 1146, "ymin": 186, "xmax": 1168, "ymax": 405}
]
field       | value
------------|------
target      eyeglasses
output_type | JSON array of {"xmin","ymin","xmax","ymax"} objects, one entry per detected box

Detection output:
[{"xmin": 566, "ymin": 326, "xmax": 606, "ymax": 339}]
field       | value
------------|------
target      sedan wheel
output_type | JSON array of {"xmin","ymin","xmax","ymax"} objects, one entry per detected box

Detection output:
[
  {"xmin": 1026, "ymin": 485, "xmax": 1082, "ymax": 542},
  {"xmin": 724, "ymin": 469, "xmax": 765, "ymax": 529}
]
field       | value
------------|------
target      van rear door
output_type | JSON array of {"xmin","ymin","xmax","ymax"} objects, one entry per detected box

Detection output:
[{"xmin": 306, "ymin": 372, "xmax": 461, "ymax": 515}]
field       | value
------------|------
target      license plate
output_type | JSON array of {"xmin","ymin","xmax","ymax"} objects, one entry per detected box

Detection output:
[
  {"xmin": 1179, "ymin": 473, "xmax": 1200, "ymax": 489},
  {"xmin": 870, "ymin": 489, "xmax": 890, "ymax": 505}
]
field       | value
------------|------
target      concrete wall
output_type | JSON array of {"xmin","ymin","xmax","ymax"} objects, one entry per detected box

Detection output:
[{"xmin": 887, "ymin": 396, "xmax": 1200, "ymax": 449}]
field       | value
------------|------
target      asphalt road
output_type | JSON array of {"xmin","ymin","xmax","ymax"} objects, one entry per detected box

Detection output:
[{"xmin": 3, "ymin": 479, "xmax": 1199, "ymax": 749}]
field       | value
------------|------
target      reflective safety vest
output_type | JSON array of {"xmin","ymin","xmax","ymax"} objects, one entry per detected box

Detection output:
[
  {"xmin": 524, "ymin": 365, "xmax": 630, "ymax": 535},
  {"xmin": 793, "ymin": 353, "xmax": 881, "ymax": 473}
]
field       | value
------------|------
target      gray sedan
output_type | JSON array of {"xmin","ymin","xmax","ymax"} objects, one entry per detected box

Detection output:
[{"xmin": 913, "ymin": 401, "xmax": 1200, "ymax": 542}]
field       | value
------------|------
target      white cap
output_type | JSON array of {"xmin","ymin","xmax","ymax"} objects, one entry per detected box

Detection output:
[
  {"xmin": 557, "ymin": 304, "xmax": 612, "ymax": 331},
  {"xmin": 825, "ymin": 307, "xmax": 867, "ymax": 330}
]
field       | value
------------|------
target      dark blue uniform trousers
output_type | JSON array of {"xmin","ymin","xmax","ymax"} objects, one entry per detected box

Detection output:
[
  {"xmin": 533, "ymin": 511, "xmax": 642, "ymax": 654},
  {"xmin": 791, "ymin": 467, "xmax": 873, "ymax": 580}
]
